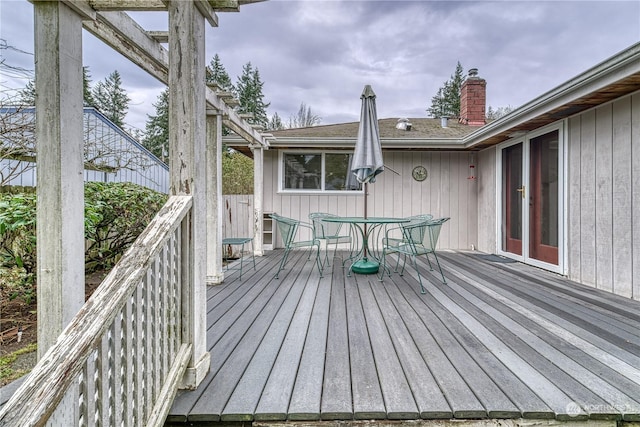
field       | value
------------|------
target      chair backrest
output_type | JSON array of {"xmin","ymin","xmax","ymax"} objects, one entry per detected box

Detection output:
[
  {"xmin": 402, "ymin": 214, "xmax": 433, "ymax": 244},
  {"xmin": 270, "ymin": 214, "xmax": 300, "ymax": 248},
  {"xmin": 309, "ymin": 212, "xmax": 343, "ymax": 239},
  {"xmin": 424, "ymin": 217, "xmax": 450, "ymax": 251}
]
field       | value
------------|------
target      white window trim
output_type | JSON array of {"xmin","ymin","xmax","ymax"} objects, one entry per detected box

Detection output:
[{"xmin": 278, "ymin": 150, "xmax": 364, "ymax": 194}]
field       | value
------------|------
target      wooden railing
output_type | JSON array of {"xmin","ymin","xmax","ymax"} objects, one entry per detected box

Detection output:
[{"xmin": 0, "ymin": 195, "xmax": 193, "ymax": 427}]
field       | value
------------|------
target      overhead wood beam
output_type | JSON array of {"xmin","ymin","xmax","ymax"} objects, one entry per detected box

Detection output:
[
  {"xmin": 29, "ymin": 0, "xmax": 96, "ymax": 20},
  {"xmin": 209, "ymin": 0, "xmax": 239, "ymax": 12},
  {"xmin": 88, "ymin": 0, "xmax": 167, "ymax": 11},
  {"xmin": 81, "ymin": 6, "xmax": 266, "ymax": 146},
  {"xmin": 83, "ymin": 11, "xmax": 168, "ymax": 83},
  {"xmin": 148, "ymin": 30, "xmax": 169, "ymax": 43},
  {"xmin": 195, "ymin": 0, "xmax": 219, "ymax": 26}
]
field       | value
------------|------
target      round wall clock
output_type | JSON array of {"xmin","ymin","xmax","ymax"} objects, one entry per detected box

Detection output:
[{"xmin": 412, "ymin": 165, "xmax": 428, "ymax": 181}]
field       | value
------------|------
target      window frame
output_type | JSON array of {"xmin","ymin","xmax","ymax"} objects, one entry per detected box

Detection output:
[{"xmin": 278, "ymin": 150, "xmax": 363, "ymax": 194}]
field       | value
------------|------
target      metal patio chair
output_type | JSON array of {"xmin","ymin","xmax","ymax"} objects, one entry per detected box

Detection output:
[
  {"xmin": 379, "ymin": 217, "xmax": 449, "ymax": 294},
  {"xmin": 381, "ymin": 214, "xmax": 433, "ymax": 272},
  {"xmin": 309, "ymin": 212, "xmax": 353, "ymax": 268},
  {"xmin": 270, "ymin": 213, "xmax": 323, "ymax": 279}
]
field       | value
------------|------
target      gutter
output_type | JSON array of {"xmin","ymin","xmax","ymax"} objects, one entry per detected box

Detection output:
[{"xmin": 462, "ymin": 41, "xmax": 640, "ymax": 148}]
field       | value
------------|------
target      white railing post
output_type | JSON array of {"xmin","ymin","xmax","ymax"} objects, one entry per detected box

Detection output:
[
  {"xmin": 168, "ymin": 0, "xmax": 210, "ymax": 389},
  {"xmin": 206, "ymin": 112, "xmax": 224, "ymax": 284}
]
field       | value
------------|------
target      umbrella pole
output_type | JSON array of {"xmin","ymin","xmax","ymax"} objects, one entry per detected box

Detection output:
[{"xmin": 363, "ymin": 182, "xmax": 368, "ymax": 259}]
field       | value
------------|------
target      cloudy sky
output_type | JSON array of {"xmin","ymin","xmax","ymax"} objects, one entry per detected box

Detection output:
[{"xmin": 1, "ymin": 0, "xmax": 639, "ymax": 132}]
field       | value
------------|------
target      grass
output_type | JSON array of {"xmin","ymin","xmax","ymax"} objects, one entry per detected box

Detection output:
[{"xmin": 0, "ymin": 342, "xmax": 37, "ymax": 384}]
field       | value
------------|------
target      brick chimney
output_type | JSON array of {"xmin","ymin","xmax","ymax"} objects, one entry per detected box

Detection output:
[{"xmin": 459, "ymin": 68, "xmax": 486, "ymax": 126}]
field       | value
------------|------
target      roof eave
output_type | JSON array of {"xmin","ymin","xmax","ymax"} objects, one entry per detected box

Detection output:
[{"xmin": 463, "ymin": 42, "xmax": 640, "ymax": 149}]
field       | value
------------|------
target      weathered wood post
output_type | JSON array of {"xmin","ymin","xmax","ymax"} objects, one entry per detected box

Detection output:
[
  {"xmin": 251, "ymin": 143, "xmax": 264, "ymax": 256},
  {"xmin": 34, "ymin": 0, "xmax": 85, "ymax": 359},
  {"xmin": 206, "ymin": 111, "xmax": 224, "ymax": 284},
  {"xmin": 168, "ymin": 0, "xmax": 210, "ymax": 389},
  {"xmin": 33, "ymin": 1, "xmax": 85, "ymax": 423}
]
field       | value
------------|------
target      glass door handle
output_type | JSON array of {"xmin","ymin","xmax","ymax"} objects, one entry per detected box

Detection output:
[{"xmin": 516, "ymin": 186, "xmax": 526, "ymax": 199}]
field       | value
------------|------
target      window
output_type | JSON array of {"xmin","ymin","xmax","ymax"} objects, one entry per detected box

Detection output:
[{"xmin": 281, "ymin": 152, "xmax": 362, "ymax": 192}]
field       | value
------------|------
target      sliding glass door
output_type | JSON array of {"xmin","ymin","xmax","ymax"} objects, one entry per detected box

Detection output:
[{"xmin": 499, "ymin": 126, "xmax": 562, "ymax": 270}]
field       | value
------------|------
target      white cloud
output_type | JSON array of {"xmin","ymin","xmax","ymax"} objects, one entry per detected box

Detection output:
[{"xmin": 2, "ymin": 0, "xmax": 639, "ymax": 129}]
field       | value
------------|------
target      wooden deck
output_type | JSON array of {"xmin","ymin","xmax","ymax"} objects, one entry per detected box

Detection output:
[{"xmin": 166, "ymin": 249, "xmax": 640, "ymax": 424}]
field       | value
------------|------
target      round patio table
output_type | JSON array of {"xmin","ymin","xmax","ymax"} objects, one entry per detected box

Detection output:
[{"xmin": 323, "ymin": 216, "xmax": 409, "ymax": 274}]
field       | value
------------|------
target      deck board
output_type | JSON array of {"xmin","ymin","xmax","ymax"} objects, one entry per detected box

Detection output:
[{"xmin": 168, "ymin": 249, "xmax": 640, "ymax": 424}]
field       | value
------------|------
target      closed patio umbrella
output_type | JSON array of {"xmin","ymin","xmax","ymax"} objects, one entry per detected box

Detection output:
[{"xmin": 351, "ymin": 84, "xmax": 384, "ymax": 274}]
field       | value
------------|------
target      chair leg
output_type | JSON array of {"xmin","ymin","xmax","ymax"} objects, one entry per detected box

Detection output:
[
  {"xmin": 314, "ymin": 243, "xmax": 323, "ymax": 277},
  {"xmin": 274, "ymin": 248, "xmax": 291, "ymax": 279},
  {"xmin": 410, "ymin": 255, "xmax": 426, "ymax": 294},
  {"xmin": 431, "ymin": 250, "xmax": 447, "ymax": 284}
]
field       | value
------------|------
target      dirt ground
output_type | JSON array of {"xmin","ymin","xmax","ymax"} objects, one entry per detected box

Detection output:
[{"xmin": 0, "ymin": 269, "xmax": 108, "ymax": 387}]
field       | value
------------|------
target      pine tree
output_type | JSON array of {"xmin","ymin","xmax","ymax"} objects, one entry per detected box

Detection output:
[
  {"xmin": 18, "ymin": 79, "xmax": 36, "ymax": 105},
  {"xmin": 83, "ymin": 66, "xmax": 95, "ymax": 106},
  {"xmin": 92, "ymin": 70, "xmax": 130, "ymax": 127},
  {"xmin": 427, "ymin": 61, "xmax": 465, "ymax": 118},
  {"xmin": 143, "ymin": 89, "xmax": 169, "ymax": 160},
  {"xmin": 236, "ymin": 62, "xmax": 270, "ymax": 129},
  {"xmin": 19, "ymin": 66, "xmax": 96, "ymax": 107},
  {"xmin": 206, "ymin": 54, "xmax": 234, "ymax": 93}
]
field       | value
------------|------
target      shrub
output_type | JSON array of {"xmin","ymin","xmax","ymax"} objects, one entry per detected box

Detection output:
[
  {"xmin": 84, "ymin": 182, "xmax": 167, "ymax": 272},
  {"xmin": 0, "ymin": 182, "xmax": 167, "ymax": 304}
]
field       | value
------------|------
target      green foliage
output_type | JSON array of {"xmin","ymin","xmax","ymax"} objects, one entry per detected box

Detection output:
[
  {"xmin": 223, "ymin": 151, "xmax": 254, "ymax": 194},
  {"xmin": 143, "ymin": 89, "xmax": 169, "ymax": 159},
  {"xmin": 0, "ymin": 183, "xmax": 167, "ymax": 305},
  {"xmin": 427, "ymin": 61, "xmax": 465, "ymax": 118},
  {"xmin": 205, "ymin": 54, "xmax": 234, "ymax": 136},
  {"xmin": 92, "ymin": 70, "xmax": 130, "ymax": 127},
  {"xmin": 82, "ymin": 66, "xmax": 96, "ymax": 107},
  {"xmin": 18, "ymin": 66, "xmax": 96, "ymax": 107},
  {"xmin": 84, "ymin": 182, "xmax": 167, "ymax": 272},
  {"xmin": 0, "ymin": 266, "xmax": 35, "ymax": 305},
  {"xmin": 0, "ymin": 192, "xmax": 37, "ymax": 273},
  {"xmin": 206, "ymin": 54, "xmax": 235, "ymax": 93},
  {"xmin": 236, "ymin": 62, "xmax": 270, "ymax": 128}
]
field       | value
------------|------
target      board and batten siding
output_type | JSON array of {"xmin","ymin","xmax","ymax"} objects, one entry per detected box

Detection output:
[
  {"xmin": 567, "ymin": 92, "xmax": 639, "ymax": 300},
  {"xmin": 263, "ymin": 149, "xmax": 478, "ymax": 251},
  {"xmin": 476, "ymin": 146, "xmax": 498, "ymax": 254}
]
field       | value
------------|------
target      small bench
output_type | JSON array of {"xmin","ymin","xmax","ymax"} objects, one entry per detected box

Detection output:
[{"xmin": 222, "ymin": 237, "xmax": 255, "ymax": 279}]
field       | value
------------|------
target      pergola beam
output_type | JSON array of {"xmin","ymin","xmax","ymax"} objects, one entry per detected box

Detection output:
[{"xmin": 81, "ymin": 9, "xmax": 266, "ymax": 146}]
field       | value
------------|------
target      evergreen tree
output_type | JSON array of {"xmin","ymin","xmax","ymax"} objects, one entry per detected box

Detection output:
[
  {"xmin": 427, "ymin": 61, "xmax": 465, "ymax": 118},
  {"xmin": 143, "ymin": 89, "xmax": 169, "ymax": 160},
  {"xmin": 236, "ymin": 62, "xmax": 270, "ymax": 128},
  {"xmin": 206, "ymin": 54, "xmax": 234, "ymax": 93},
  {"xmin": 83, "ymin": 66, "xmax": 95, "ymax": 106},
  {"xmin": 18, "ymin": 79, "xmax": 36, "ymax": 105},
  {"xmin": 206, "ymin": 54, "xmax": 235, "ymax": 136},
  {"xmin": 267, "ymin": 112, "xmax": 285, "ymax": 130},
  {"xmin": 19, "ymin": 66, "xmax": 96, "ymax": 106},
  {"xmin": 92, "ymin": 70, "xmax": 130, "ymax": 127},
  {"xmin": 288, "ymin": 102, "xmax": 321, "ymax": 128}
]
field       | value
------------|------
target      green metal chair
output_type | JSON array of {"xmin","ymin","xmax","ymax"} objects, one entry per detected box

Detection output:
[
  {"xmin": 308, "ymin": 212, "xmax": 353, "ymax": 268},
  {"xmin": 382, "ymin": 214, "xmax": 433, "ymax": 272},
  {"xmin": 270, "ymin": 213, "xmax": 323, "ymax": 279},
  {"xmin": 379, "ymin": 217, "xmax": 449, "ymax": 294}
]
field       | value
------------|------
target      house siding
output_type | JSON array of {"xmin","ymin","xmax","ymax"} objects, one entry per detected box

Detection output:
[
  {"xmin": 263, "ymin": 150, "xmax": 478, "ymax": 251},
  {"xmin": 476, "ymin": 146, "xmax": 497, "ymax": 254},
  {"xmin": 567, "ymin": 93, "xmax": 639, "ymax": 300}
]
